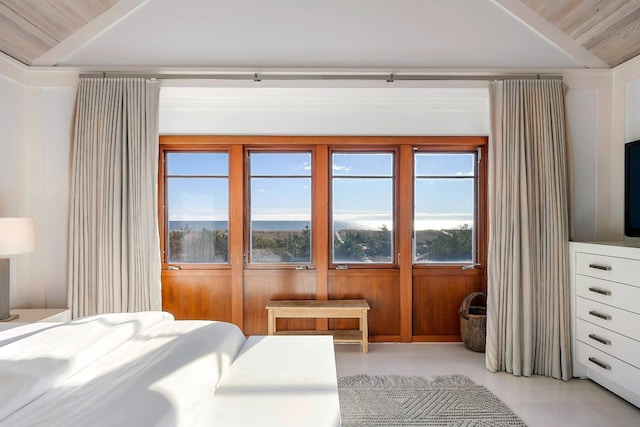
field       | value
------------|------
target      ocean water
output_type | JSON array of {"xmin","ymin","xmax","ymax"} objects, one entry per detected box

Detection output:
[
  {"xmin": 169, "ymin": 219, "xmax": 470, "ymax": 232},
  {"xmin": 170, "ymin": 220, "xmax": 310, "ymax": 232}
]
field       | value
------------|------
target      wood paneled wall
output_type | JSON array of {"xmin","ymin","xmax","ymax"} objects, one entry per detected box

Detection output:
[
  {"xmin": 412, "ymin": 268, "xmax": 484, "ymax": 341},
  {"xmin": 243, "ymin": 270, "xmax": 317, "ymax": 335},
  {"xmin": 329, "ymin": 270, "xmax": 401, "ymax": 341},
  {"xmin": 161, "ymin": 270, "xmax": 233, "ymax": 322}
]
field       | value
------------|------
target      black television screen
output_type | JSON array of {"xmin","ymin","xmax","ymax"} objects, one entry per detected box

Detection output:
[{"xmin": 626, "ymin": 140, "xmax": 640, "ymax": 237}]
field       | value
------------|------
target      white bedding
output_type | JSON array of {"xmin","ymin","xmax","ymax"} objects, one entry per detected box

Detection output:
[
  {"xmin": 0, "ymin": 323, "xmax": 56, "ymax": 347},
  {"xmin": 0, "ymin": 312, "xmax": 246, "ymax": 426},
  {"xmin": 210, "ymin": 335, "xmax": 341, "ymax": 427}
]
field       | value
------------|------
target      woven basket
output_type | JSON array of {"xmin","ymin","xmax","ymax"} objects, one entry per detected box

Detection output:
[{"xmin": 459, "ymin": 292, "xmax": 486, "ymax": 352}]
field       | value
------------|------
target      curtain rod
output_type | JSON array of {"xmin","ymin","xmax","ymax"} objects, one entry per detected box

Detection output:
[{"xmin": 79, "ymin": 72, "xmax": 563, "ymax": 82}]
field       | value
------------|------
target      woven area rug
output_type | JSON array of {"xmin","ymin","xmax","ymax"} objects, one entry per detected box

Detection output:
[{"xmin": 338, "ymin": 374, "xmax": 526, "ymax": 426}]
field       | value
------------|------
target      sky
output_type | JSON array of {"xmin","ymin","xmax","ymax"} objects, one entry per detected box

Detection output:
[{"xmin": 166, "ymin": 151, "xmax": 475, "ymax": 229}]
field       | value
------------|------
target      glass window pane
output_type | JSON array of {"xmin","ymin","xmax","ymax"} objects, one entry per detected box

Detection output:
[
  {"xmin": 167, "ymin": 152, "xmax": 228, "ymax": 176},
  {"xmin": 415, "ymin": 153, "xmax": 474, "ymax": 177},
  {"xmin": 414, "ymin": 178, "xmax": 474, "ymax": 214},
  {"xmin": 414, "ymin": 178, "xmax": 474, "ymax": 263},
  {"xmin": 332, "ymin": 178, "xmax": 393, "ymax": 263},
  {"xmin": 332, "ymin": 153, "xmax": 393, "ymax": 176},
  {"xmin": 250, "ymin": 152, "xmax": 312, "ymax": 176},
  {"xmin": 167, "ymin": 177, "xmax": 229, "ymax": 263},
  {"xmin": 249, "ymin": 153, "xmax": 312, "ymax": 264}
]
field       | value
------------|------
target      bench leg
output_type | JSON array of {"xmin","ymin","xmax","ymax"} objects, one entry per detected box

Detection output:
[
  {"xmin": 361, "ymin": 310, "xmax": 369, "ymax": 353},
  {"xmin": 268, "ymin": 309, "xmax": 276, "ymax": 335}
]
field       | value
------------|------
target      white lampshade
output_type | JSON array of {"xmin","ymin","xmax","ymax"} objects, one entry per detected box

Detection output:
[{"xmin": 0, "ymin": 218, "xmax": 36, "ymax": 256}]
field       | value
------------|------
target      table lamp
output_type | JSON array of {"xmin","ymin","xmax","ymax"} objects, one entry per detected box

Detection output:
[{"xmin": 0, "ymin": 218, "xmax": 35, "ymax": 322}]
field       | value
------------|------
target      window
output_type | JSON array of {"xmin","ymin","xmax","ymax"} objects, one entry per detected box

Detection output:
[
  {"xmin": 160, "ymin": 138, "xmax": 485, "ymax": 269},
  {"xmin": 248, "ymin": 152, "xmax": 312, "ymax": 264},
  {"xmin": 331, "ymin": 152, "xmax": 394, "ymax": 264},
  {"xmin": 165, "ymin": 152, "xmax": 229, "ymax": 263},
  {"xmin": 414, "ymin": 152, "xmax": 477, "ymax": 263}
]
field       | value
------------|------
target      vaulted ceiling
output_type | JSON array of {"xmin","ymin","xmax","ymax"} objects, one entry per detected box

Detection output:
[
  {"xmin": 520, "ymin": 0, "xmax": 640, "ymax": 67},
  {"xmin": 1, "ymin": 0, "xmax": 639, "ymax": 70},
  {"xmin": 0, "ymin": 0, "xmax": 119, "ymax": 65}
]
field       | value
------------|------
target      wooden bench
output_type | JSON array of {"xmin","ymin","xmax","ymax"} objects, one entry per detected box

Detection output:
[{"xmin": 265, "ymin": 299, "xmax": 370, "ymax": 353}]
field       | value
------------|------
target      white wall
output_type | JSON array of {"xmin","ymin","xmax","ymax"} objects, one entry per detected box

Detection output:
[
  {"xmin": 566, "ymin": 89, "xmax": 597, "ymax": 241},
  {"xmin": 0, "ymin": 70, "xmax": 75, "ymax": 309},
  {"xmin": 0, "ymin": 75, "xmax": 23, "ymax": 308},
  {"xmin": 0, "ymin": 75, "xmax": 20, "ymax": 213},
  {"xmin": 593, "ymin": 56, "xmax": 640, "ymax": 241},
  {"xmin": 563, "ymin": 70, "xmax": 615, "ymax": 242},
  {"xmin": 560, "ymin": 58, "xmax": 640, "ymax": 242},
  {"xmin": 41, "ymin": 89, "xmax": 76, "ymax": 307},
  {"xmin": 159, "ymin": 83, "xmax": 491, "ymax": 136},
  {"xmin": 626, "ymin": 79, "xmax": 640, "ymax": 140},
  {"xmin": 617, "ymin": 57, "xmax": 640, "ymax": 242}
]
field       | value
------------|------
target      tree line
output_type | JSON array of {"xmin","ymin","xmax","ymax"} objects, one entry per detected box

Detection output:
[{"xmin": 169, "ymin": 223, "xmax": 472, "ymax": 264}]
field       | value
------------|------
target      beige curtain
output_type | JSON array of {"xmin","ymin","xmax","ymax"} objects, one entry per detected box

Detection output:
[
  {"xmin": 68, "ymin": 78, "xmax": 162, "ymax": 318},
  {"xmin": 486, "ymin": 79, "xmax": 572, "ymax": 381}
]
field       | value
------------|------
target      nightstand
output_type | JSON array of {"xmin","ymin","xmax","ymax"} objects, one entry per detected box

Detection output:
[{"xmin": 9, "ymin": 308, "xmax": 71, "ymax": 323}]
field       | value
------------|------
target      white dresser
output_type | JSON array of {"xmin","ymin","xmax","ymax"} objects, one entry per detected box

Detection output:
[{"xmin": 570, "ymin": 241, "xmax": 640, "ymax": 407}]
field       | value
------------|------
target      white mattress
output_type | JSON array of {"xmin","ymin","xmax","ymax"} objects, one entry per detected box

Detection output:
[{"xmin": 0, "ymin": 312, "xmax": 246, "ymax": 426}]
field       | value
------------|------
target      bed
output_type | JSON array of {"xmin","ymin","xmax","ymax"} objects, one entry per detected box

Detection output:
[{"xmin": 0, "ymin": 312, "xmax": 341, "ymax": 426}]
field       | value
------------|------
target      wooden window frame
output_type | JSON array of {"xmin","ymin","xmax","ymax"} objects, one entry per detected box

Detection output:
[
  {"xmin": 159, "ymin": 143, "xmax": 233, "ymax": 271},
  {"xmin": 329, "ymin": 146, "xmax": 399, "ymax": 269},
  {"xmin": 412, "ymin": 141, "xmax": 488, "ymax": 270},
  {"xmin": 244, "ymin": 146, "xmax": 316, "ymax": 270},
  {"xmin": 158, "ymin": 135, "xmax": 488, "ymax": 273}
]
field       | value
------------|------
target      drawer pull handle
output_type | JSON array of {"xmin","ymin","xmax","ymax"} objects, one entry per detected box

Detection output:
[
  {"xmin": 588, "ymin": 287, "xmax": 611, "ymax": 296},
  {"xmin": 588, "ymin": 263, "xmax": 612, "ymax": 271},
  {"xmin": 588, "ymin": 310, "xmax": 612, "ymax": 320},
  {"xmin": 588, "ymin": 357, "xmax": 611, "ymax": 370},
  {"xmin": 588, "ymin": 334, "xmax": 611, "ymax": 345}
]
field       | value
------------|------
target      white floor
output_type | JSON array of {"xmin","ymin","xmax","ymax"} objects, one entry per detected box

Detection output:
[{"xmin": 334, "ymin": 342, "xmax": 640, "ymax": 427}]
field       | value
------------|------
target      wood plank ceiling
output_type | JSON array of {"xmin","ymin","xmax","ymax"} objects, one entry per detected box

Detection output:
[
  {"xmin": 520, "ymin": 0, "xmax": 640, "ymax": 67},
  {"xmin": 0, "ymin": 0, "xmax": 119, "ymax": 65},
  {"xmin": 0, "ymin": 0, "xmax": 639, "ymax": 68}
]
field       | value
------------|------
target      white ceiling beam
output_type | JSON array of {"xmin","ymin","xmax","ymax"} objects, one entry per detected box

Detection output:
[
  {"xmin": 30, "ymin": 0, "xmax": 151, "ymax": 67},
  {"xmin": 491, "ymin": 0, "xmax": 609, "ymax": 69}
]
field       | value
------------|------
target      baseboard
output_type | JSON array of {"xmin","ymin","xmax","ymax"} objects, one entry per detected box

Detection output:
[{"xmin": 412, "ymin": 335, "xmax": 462, "ymax": 342}]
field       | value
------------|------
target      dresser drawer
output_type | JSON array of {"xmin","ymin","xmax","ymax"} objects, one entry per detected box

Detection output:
[
  {"xmin": 576, "ymin": 275, "xmax": 640, "ymax": 315},
  {"xmin": 576, "ymin": 319, "xmax": 640, "ymax": 369},
  {"xmin": 576, "ymin": 252, "xmax": 640, "ymax": 286},
  {"xmin": 576, "ymin": 340, "xmax": 640, "ymax": 396},
  {"xmin": 576, "ymin": 297, "xmax": 640, "ymax": 342}
]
